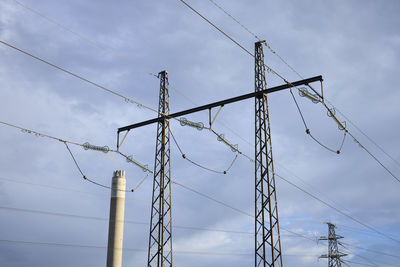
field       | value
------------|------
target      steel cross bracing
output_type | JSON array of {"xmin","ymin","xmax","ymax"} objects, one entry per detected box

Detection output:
[
  {"xmin": 147, "ymin": 71, "xmax": 173, "ymax": 267},
  {"xmin": 319, "ymin": 223, "xmax": 347, "ymax": 267},
  {"xmin": 254, "ymin": 41, "xmax": 283, "ymax": 267}
]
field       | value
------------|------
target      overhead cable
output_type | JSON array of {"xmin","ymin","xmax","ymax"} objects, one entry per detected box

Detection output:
[
  {"xmin": 10, "ymin": 0, "xmax": 158, "ymax": 77},
  {"xmin": 326, "ymin": 99, "xmax": 400, "ymax": 168},
  {"xmin": 289, "ymin": 88, "xmax": 347, "ymax": 154},
  {"xmin": 170, "ymin": 128, "xmax": 237, "ymax": 174},
  {"xmin": 63, "ymin": 142, "xmax": 134, "ymax": 192},
  {"xmin": 275, "ymin": 172, "xmax": 400, "ymax": 244},
  {"xmin": 181, "ymin": 0, "xmax": 400, "ymax": 181},
  {"xmin": 0, "ymin": 40, "xmax": 159, "ymax": 114},
  {"xmin": 0, "ymin": 119, "xmax": 152, "ymax": 191},
  {"xmin": 0, "ymin": 205, "xmax": 254, "ymax": 235},
  {"xmin": 171, "ymin": 178, "xmax": 321, "ymax": 243},
  {"xmin": 177, "ymin": 0, "xmax": 347, "ymax": 155}
]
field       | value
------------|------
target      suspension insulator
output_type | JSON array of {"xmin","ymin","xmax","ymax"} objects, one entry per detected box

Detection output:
[
  {"xmin": 179, "ymin": 117, "xmax": 204, "ymax": 130},
  {"xmin": 298, "ymin": 87, "xmax": 321, "ymax": 104},
  {"xmin": 83, "ymin": 142, "xmax": 109, "ymax": 153}
]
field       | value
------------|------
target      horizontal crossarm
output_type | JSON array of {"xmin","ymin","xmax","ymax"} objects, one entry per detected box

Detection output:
[{"xmin": 118, "ymin": 75, "xmax": 322, "ymax": 132}]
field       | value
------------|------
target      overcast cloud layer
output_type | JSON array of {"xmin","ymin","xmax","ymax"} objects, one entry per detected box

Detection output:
[{"xmin": 0, "ymin": 0, "xmax": 399, "ymax": 266}]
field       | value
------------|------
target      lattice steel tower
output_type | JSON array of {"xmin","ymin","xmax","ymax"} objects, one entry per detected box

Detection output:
[
  {"xmin": 319, "ymin": 223, "xmax": 347, "ymax": 267},
  {"xmin": 254, "ymin": 41, "xmax": 283, "ymax": 267},
  {"xmin": 147, "ymin": 70, "xmax": 173, "ymax": 267}
]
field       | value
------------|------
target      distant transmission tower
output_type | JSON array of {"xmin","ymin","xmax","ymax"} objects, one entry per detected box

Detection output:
[
  {"xmin": 147, "ymin": 70, "xmax": 173, "ymax": 267},
  {"xmin": 254, "ymin": 40, "xmax": 283, "ymax": 267},
  {"xmin": 319, "ymin": 222, "xmax": 347, "ymax": 267}
]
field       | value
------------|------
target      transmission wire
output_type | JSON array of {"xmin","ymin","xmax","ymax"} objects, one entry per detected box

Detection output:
[
  {"xmin": 170, "ymin": 128, "xmax": 238, "ymax": 174},
  {"xmin": 177, "ymin": 0, "xmax": 346, "ymax": 155},
  {"xmin": 0, "ymin": 40, "xmax": 160, "ymax": 115},
  {"xmin": 326, "ymin": 99, "xmax": 400, "ymax": 168},
  {"xmin": 275, "ymin": 173, "xmax": 400, "ymax": 244},
  {"xmin": 10, "ymin": 0, "xmax": 158, "ymax": 77},
  {"xmin": 0, "ymin": 119, "xmax": 152, "ymax": 173},
  {"xmin": 63, "ymin": 142, "xmax": 134, "ymax": 192}
]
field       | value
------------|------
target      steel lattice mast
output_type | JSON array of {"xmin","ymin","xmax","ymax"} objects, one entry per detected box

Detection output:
[
  {"xmin": 254, "ymin": 41, "xmax": 283, "ymax": 267},
  {"xmin": 147, "ymin": 70, "xmax": 173, "ymax": 267},
  {"xmin": 319, "ymin": 223, "xmax": 347, "ymax": 267}
]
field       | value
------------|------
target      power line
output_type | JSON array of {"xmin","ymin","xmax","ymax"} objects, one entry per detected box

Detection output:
[
  {"xmin": 170, "ymin": 128, "xmax": 237, "ymax": 174},
  {"xmin": 171, "ymin": 178, "xmax": 323, "ymax": 244},
  {"xmin": 339, "ymin": 241, "xmax": 400, "ymax": 260},
  {"xmin": 63, "ymin": 141, "xmax": 134, "ymax": 192},
  {"xmin": 0, "ymin": 205, "xmax": 253, "ymax": 235},
  {"xmin": 326, "ymin": 99, "xmax": 400, "ymax": 168},
  {"xmin": 0, "ymin": 40, "xmax": 159, "ymax": 115},
  {"xmin": 0, "ymin": 119, "xmax": 152, "ymax": 173},
  {"xmin": 0, "ymin": 239, "xmax": 253, "ymax": 256},
  {"xmin": 320, "ymin": 102, "xmax": 400, "ymax": 184},
  {"xmin": 10, "ymin": 0, "xmax": 158, "ymax": 78},
  {"xmin": 206, "ymin": 0, "xmax": 303, "ymax": 78},
  {"xmin": 0, "ymin": 238, "xmax": 324, "ymax": 258},
  {"xmin": 275, "ymin": 173, "xmax": 400, "ymax": 244},
  {"xmin": 0, "ymin": 40, "xmax": 252, "ymax": 166},
  {"xmin": 0, "ymin": 119, "xmax": 153, "ymax": 191},
  {"xmin": 178, "ymin": 0, "xmax": 253, "ymax": 57},
  {"xmin": 289, "ymin": 88, "xmax": 347, "ymax": 154},
  {"xmin": 172, "ymin": 179, "xmax": 253, "ymax": 217},
  {"xmin": 179, "ymin": 0, "xmax": 400, "ymax": 185}
]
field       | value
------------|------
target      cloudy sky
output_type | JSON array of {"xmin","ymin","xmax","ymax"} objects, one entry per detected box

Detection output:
[{"xmin": 0, "ymin": 0, "xmax": 399, "ymax": 266}]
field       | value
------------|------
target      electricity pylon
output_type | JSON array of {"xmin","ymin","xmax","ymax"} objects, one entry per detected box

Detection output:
[
  {"xmin": 118, "ymin": 44, "xmax": 322, "ymax": 267},
  {"xmin": 319, "ymin": 222, "xmax": 347, "ymax": 267},
  {"xmin": 147, "ymin": 70, "xmax": 173, "ymax": 267},
  {"xmin": 254, "ymin": 40, "xmax": 283, "ymax": 267}
]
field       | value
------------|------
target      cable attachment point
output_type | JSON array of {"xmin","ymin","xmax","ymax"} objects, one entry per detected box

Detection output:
[
  {"xmin": 298, "ymin": 87, "xmax": 321, "ymax": 103},
  {"xmin": 223, "ymin": 171, "xmax": 227, "ymax": 174},
  {"xmin": 179, "ymin": 117, "xmax": 204, "ymax": 130},
  {"xmin": 336, "ymin": 150, "xmax": 340, "ymax": 154},
  {"xmin": 83, "ymin": 142, "xmax": 110, "ymax": 153},
  {"xmin": 306, "ymin": 129, "xmax": 310, "ymax": 134},
  {"xmin": 83, "ymin": 175, "xmax": 87, "ymax": 180},
  {"xmin": 182, "ymin": 154, "xmax": 186, "ymax": 159}
]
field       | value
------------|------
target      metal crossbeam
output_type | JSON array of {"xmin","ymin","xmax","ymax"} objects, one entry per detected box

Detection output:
[{"xmin": 117, "ymin": 76, "xmax": 322, "ymax": 133}]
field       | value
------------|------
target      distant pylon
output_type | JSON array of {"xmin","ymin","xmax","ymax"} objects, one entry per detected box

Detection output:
[
  {"xmin": 254, "ymin": 40, "xmax": 283, "ymax": 267},
  {"xmin": 319, "ymin": 222, "xmax": 347, "ymax": 267},
  {"xmin": 147, "ymin": 70, "xmax": 173, "ymax": 267}
]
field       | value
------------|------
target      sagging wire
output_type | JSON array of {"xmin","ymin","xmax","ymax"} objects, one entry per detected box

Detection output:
[
  {"xmin": 170, "ymin": 128, "xmax": 237, "ymax": 174},
  {"xmin": 132, "ymin": 172, "xmax": 151, "ymax": 192},
  {"xmin": 63, "ymin": 142, "xmax": 134, "ymax": 192},
  {"xmin": 325, "ymin": 99, "xmax": 400, "ymax": 168},
  {"xmin": 289, "ymin": 87, "xmax": 347, "ymax": 154},
  {"xmin": 0, "ymin": 119, "xmax": 152, "ymax": 174},
  {"xmin": 319, "ymin": 101, "xmax": 400, "ymax": 184},
  {"xmin": 175, "ymin": 1, "xmax": 346, "ymax": 154}
]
